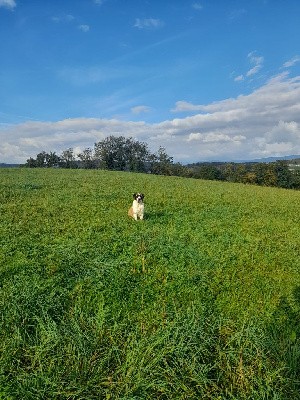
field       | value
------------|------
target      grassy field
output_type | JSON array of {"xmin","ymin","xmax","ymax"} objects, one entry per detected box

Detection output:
[{"xmin": 1, "ymin": 168, "xmax": 300, "ymax": 399}]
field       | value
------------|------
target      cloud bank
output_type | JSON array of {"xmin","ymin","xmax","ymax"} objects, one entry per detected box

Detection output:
[{"xmin": 1, "ymin": 73, "xmax": 300, "ymax": 164}]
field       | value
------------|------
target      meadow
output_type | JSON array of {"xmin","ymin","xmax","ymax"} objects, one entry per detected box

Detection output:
[{"xmin": 0, "ymin": 168, "xmax": 300, "ymax": 399}]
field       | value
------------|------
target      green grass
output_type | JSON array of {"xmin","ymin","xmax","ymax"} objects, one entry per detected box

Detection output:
[{"xmin": 1, "ymin": 168, "xmax": 300, "ymax": 399}]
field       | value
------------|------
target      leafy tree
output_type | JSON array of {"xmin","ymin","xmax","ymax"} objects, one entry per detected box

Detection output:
[
  {"xmin": 170, "ymin": 162, "xmax": 190, "ymax": 177},
  {"xmin": 253, "ymin": 163, "xmax": 268, "ymax": 186},
  {"xmin": 274, "ymin": 161, "xmax": 293, "ymax": 188},
  {"xmin": 150, "ymin": 146, "xmax": 173, "ymax": 175},
  {"xmin": 25, "ymin": 157, "xmax": 37, "ymax": 168},
  {"xmin": 77, "ymin": 148, "xmax": 96, "ymax": 169},
  {"xmin": 94, "ymin": 136, "xmax": 125, "ymax": 170},
  {"xmin": 45, "ymin": 151, "xmax": 60, "ymax": 168},
  {"xmin": 291, "ymin": 170, "xmax": 300, "ymax": 189},
  {"xmin": 243, "ymin": 172, "xmax": 257, "ymax": 184},
  {"xmin": 35, "ymin": 151, "xmax": 47, "ymax": 167},
  {"xmin": 126, "ymin": 139, "xmax": 149, "ymax": 172},
  {"xmin": 263, "ymin": 164, "xmax": 277, "ymax": 187},
  {"xmin": 24, "ymin": 151, "xmax": 60, "ymax": 168},
  {"xmin": 191, "ymin": 165, "xmax": 223, "ymax": 180},
  {"xmin": 94, "ymin": 136, "xmax": 150, "ymax": 172},
  {"xmin": 234, "ymin": 164, "xmax": 247, "ymax": 183},
  {"xmin": 223, "ymin": 163, "xmax": 236, "ymax": 182},
  {"xmin": 60, "ymin": 148, "xmax": 77, "ymax": 169}
]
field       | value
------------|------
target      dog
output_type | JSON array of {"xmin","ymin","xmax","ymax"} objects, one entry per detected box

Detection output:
[{"xmin": 128, "ymin": 193, "xmax": 144, "ymax": 220}]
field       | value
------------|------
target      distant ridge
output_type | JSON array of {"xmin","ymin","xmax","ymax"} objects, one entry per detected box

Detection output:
[
  {"xmin": 241, "ymin": 155, "xmax": 300, "ymax": 163},
  {"xmin": 187, "ymin": 155, "xmax": 300, "ymax": 167},
  {"xmin": 0, "ymin": 163, "xmax": 20, "ymax": 168}
]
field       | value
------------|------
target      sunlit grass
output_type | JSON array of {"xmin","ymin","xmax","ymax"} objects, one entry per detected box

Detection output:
[{"xmin": 1, "ymin": 168, "xmax": 300, "ymax": 399}]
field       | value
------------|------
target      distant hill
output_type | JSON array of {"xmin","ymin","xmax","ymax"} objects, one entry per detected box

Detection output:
[
  {"xmin": 243, "ymin": 155, "xmax": 300, "ymax": 163},
  {"xmin": 0, "ymin": 163, "xmax": 20, "ymax": 168},
  {"xmin": 187, "ymin": 155, "xmax": 300, "ymax": 167}
]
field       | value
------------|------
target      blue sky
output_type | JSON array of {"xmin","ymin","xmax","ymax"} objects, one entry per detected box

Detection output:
[{"xmin": 1, "ymin": 0, "xmax": 300, "ymax": 163}]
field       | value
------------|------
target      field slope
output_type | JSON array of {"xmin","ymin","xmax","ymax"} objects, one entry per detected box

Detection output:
[{"xmin": 1, "ymin": 168, "xmax": 300, "ymax": 399}]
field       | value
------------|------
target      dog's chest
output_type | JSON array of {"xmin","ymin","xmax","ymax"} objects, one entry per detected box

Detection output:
[{"xmin": 133, "ymin": 199, "xmax": 144, "ymax": 213}]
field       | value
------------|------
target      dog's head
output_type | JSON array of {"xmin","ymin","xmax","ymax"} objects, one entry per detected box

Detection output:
[{"xmin": 133, "ymin": 193, "xmax": 144, "ymax": 203}]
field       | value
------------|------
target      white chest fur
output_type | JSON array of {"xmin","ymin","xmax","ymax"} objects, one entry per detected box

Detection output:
[{"xmin": 132, "ymin": 199, "xmax": 144, "ymax": 219}]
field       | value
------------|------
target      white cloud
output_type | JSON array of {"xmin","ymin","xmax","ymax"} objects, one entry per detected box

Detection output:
[
  {"xmin": 233, "ymin": 51, "xmax": 264, "ymax": 82},
  {"xmin": 134, "ymin": 18, "xmax": 164, "ymax": 29},
  {"xmin": 79, "ymin": 24, "xmax": 90, "ymax": 32},
  {"xmin": 246, "ymin": 51, "xmax": 264, "ymax": 77},
  {"xmin": 0, "ymin": 0, "xmax": 16, "ymax": 9},
  {"xmin": 266, "ymin": 120, "xmax": 299, "ymax": 143},
  {"xmin": 0, "ymin": 118, "xmax": 149, "ymax": 163},
  {"xmin": 187, "ymin": 132, "xmax": 246, "ymax": 143},
  {"xmin": 234, "ymin": 75, "xmax": 244, "ymax": 82},
  {"xmin": 167, "ymin": 74, "xmax": 300, "ymax": 160},
  {"xmin": 52, "ymin": 14, "xmax": 75, "ymax": 23},
  {"xmin": 172, "ymin": 101, "xmax": 204, "ymax": 112},
  {"xmin": 2, "ymin": 73, "xmax": 300, "ymax": 164},
  {"xmin": 131, "ymin": 105, "xmax": 151, "ymax": 114},
  {"xmin": 283, "ymin": 56, "xmax": 300, "ymax": 68},
  {"xmin": 192, "ymin": 3, "xmax": 203, "ymax": 10},
  {"xmin": 246, "ymin": 65, "xmax": 261, "ymax": 77},
  {"xmin": 66, "ymin": 14, "xmax": 75, "ymax": 22}
]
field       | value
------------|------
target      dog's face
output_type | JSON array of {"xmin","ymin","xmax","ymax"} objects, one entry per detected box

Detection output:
[{"xmin": 133, "ymin": 193, "xmax": 144, "ymax": 203}]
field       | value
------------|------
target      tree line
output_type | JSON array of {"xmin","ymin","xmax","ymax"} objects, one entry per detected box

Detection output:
[
  {"xmin": 24, "ymin": 135, "xmax": 300, "ymax": 190},
  {"xmin": 24, "ymin": 136, "xmax": 174, "ymax": 175},
  {"xmin": 185, "ymin": 161, "xmax": 300, "ymax": 189}
]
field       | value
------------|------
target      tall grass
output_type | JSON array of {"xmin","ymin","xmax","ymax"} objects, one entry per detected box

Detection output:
[{"xmin": 1, "ymin": 168, "xmax": 300, "ymax": 399}]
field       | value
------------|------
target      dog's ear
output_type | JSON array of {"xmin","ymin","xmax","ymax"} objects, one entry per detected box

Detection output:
[
  {"xmin": 141, "ymin": 193, "xmax": 145, "ymax": 199},
  {"xmin": 133, "ymin": 193, "xmax": 137, "ymax": 199}
]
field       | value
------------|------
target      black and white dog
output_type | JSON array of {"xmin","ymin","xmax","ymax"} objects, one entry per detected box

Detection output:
[{"xmin": 128, "ymin": 193, "xmax": 144, "ymax": 220}]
